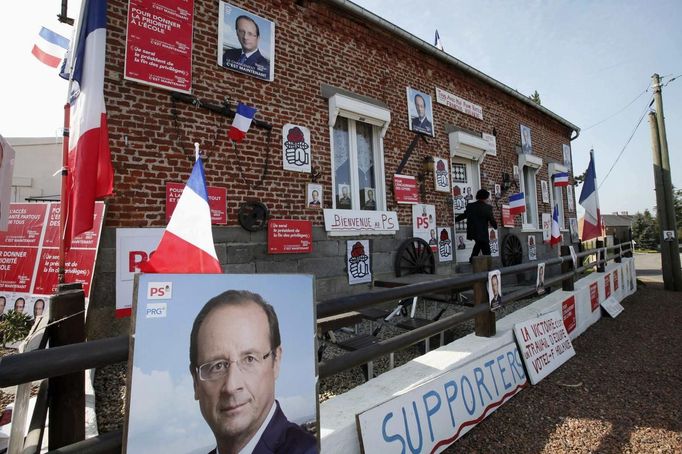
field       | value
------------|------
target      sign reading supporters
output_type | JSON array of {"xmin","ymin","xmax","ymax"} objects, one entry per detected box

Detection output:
[{"xmin": 514, "ymin": 310, "xmax": 575, "ymax": 385}]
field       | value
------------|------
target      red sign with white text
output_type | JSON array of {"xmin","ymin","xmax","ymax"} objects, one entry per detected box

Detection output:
[
  {"xmin": 393, "ymin": 175, "xmax": 419, "ymax": 204},
  {"xmin": 0, "ymin": 247, "xmax": 39, "ymax": 292},
  {"xmin": 614, "ymin": 269, "xmax": 619, "ymax": 290},
  {"xmin": 165, "ymin": 183, "xmax": 227, "ymax": 224},
  {"xmin": 590, "ymin": 282, "xmax": 599, "ymax": 312},
  {"xmin": 268, "ymin": 220, "xmax": 312, "ymax": 254},
  {"xmin": 502, "ymin": 205, "xmax": 514, "ymax": 228},
  {"xmin": 124, "ymin": 0, "xmax": 194, "ymax": 93},
  {"xmin": 562, "ymin": 296, "xmax": 576, "ymax": 334},
  {"xmin": 42, "ymin": 203, "xmax": 105, "ymax": 248},
  {"xmin": 0, "ymin": 204, "xmax": 48, "ymax": 248},
  {"xmin": 604, "ymin": 274, "xmax": 611, "ymax": 298},
  {"xmin": 33, "ymin": 248, "xmax": 97, "ymax": 297}
]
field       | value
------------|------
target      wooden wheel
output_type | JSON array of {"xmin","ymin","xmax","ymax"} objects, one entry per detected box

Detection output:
[
  {"xmin": 501, "ymin": 234, "xmax": 523, "ymax": 266},
  {"xmin": 395, "ymin": 237, "xmax": 436, "ymax": 277}
]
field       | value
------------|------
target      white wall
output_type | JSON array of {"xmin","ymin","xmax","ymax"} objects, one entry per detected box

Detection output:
[{"xmin": 6, "ymin": 137, "xmax": 62, "ymax": 202}]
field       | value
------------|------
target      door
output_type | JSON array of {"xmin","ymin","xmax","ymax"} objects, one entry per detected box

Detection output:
[{"xmin": 451, "ymin": 157, "xmax": 480, "ymax": 263}]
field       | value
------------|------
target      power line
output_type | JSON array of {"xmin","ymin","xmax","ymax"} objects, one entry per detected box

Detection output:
[
  {"xmin": 662, "ymin": 73, "xmax": 682, "ymax": 87},
  {"xmin": 598, "ymin": 97, "xmax": 654, "ymax": 189},
  {"xmin": 581, "ymin": 87, "xmax": 649, "ymax": 132}
]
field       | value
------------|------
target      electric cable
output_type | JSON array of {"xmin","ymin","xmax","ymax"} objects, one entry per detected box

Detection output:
[{"xmin": 581, "ymin": 87, "xmax": 649, "ymax": 132}]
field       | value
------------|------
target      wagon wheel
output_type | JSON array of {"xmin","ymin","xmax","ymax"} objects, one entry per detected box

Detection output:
[
  {"xmin": 395, "ymin": 237, "xmax": 436, "ymax": 277},
  {"xmin": 238, "ymin": 201, "xmax": 269, "ymax": 232},
  {"xmin": 501, "ymin": 234, "xmax": 523, "ymax": 267}
]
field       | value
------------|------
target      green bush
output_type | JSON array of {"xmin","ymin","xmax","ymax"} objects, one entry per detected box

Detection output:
[{"xmin": 0, "ymin": 310, "xmax": 33, "ymax": 347}]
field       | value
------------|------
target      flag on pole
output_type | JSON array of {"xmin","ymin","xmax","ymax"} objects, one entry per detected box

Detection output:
[
  {"xmin": 579, "ymin": 151, "xmax": 602, "ymax": 241},
  {"xmin": 228, "ymin": 102, "xmax": 257, "ymax": 142},
  {"xmin": 32, "ymin": 26, "xmax": 70, "ymax": 68},
  {"xmin": 509, "ymin": 192, "xmax": 526, "ymax": 215},
  {"xmin": 550, "ymin": 204, "xmax": 561, "ymax": 245},
  {"xmin": 140, "ymin": 156, "xmax": 222, "ymax": 273},
  {"xmin": 434, "ymin": 30, "xmax": 444, "ymax": 51},
  {"xmin": 552, "ymin": 171, "xmax": 569, "ymax": 187},
  {"xmin": 65, "ymin": 0, "xmax": 114, "ymax": 247}
]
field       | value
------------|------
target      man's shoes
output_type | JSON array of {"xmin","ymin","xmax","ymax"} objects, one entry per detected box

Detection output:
[{"xmin": 468, "ymin": 257, "xmax": 473, "ymax": 264}]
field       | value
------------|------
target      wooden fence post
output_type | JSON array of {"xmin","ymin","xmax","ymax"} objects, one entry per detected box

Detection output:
[
  {"xmin": 48, "ymin": 282, "xmax": 85, "ymax": 450},
  {"xmin": 560, "ymin": 245, "xmax": 575, "ymax": 291},
  {"xmin": 473, "ymin": 256, "xmax": 495, "ymax": 337},
  {"xmin": 596, "ymin": 239, "xmax": 605, "ymax": 272}
]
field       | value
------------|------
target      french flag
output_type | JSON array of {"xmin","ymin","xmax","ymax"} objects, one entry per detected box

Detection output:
[
  {"xmin": 65, "ymin": 0, "xmax": 113, "ymax": 246},
  {"xmin": 509, "ymin": 192, "xmax": 526, "ymax": 215},
  {"xmin": 228, "ymin": 102, "xmax": 257, "ymax": 142},
  {"xmin": 32, "ymin": 27, "xmax": 69, "ymax": 68},
  {"xmin": 579, "ymin": 150, "xmax": 602, "ymax": 241},
  {"xmin": 434, "ymin": 30, "xmax": 444, "ymax": 51},
  {"xmin": 550, "ymin": 204, "xmax": 561, "ymax": 245},
  {"xmin": 552, "ymin": 172, "xmax": 570, "ymax": 187},
  {"xmin": 141, "ymin": 156, "xmax": 222, "ymax": 273}
]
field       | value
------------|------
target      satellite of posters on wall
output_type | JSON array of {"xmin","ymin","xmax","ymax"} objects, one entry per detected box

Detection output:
[
  {"xmin": 520, "ymin": 124, "xmax": 532, "ymax": 154},
  {"xmin": 218, "ymin": 2, "xmax": 275, "ymax": 81},
  {"xmin": 433, "ymin": 156, "xmax": 450, "ymax": 192},
  {"xmin": 125, "ymin": 274, "xmax": 318, "ymax": 453},
  {"xmin": 347, "ymin": 240, "xmax": 371, "ymax": 284},
  {"xmin": 406, "ymin": 87, "xmax": 435, "ymax": 137},
  {"xmin": 437, "ymin": 226, "xmax": 453, "ymax": 262},
  {"xmin": 412, "ymin": 204, "xmax": 437, "ymax": 252},
  {"xmin": 282, "ymin": 124, "xmax": 311, "ymax": 173}
]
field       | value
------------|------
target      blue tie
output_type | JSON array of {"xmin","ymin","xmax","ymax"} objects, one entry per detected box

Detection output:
[{"xmin": 238, "ymin": 54, "xmax": 247, "ymax": 64}]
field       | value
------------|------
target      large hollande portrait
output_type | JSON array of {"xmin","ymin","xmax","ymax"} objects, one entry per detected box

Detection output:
[
  {"xmin": 406, "ymin": 87, "xmax": 435, "ymax": 136},
  {"xmin": 125, "ymin": 274, "xmax": 318, "ymax": 453},
  {"xmin": 218, "ymin": 2, "xmax": 275, "ymax": 81}
]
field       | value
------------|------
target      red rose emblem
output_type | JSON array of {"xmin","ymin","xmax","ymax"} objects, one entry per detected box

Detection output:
[
  {"xmin": 287, "ymin": 127, "xmax": 305, "ymax": 143},
  {"xmin": 351, "ymin": 242, "xmax": 365, "ymax": 257}
]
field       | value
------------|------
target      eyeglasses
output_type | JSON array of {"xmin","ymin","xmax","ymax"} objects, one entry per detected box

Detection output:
[{"xmin": 196, "ymin": 350, "xmax": 273, "ymax": 381}]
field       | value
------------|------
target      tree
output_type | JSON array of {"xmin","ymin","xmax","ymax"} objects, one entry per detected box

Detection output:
[
  {"xmin": 632, "ymin": 209, "xmax": 659, "ymax": 249},
  {"xmin": 529, "ymin": 90, "xmax": 541, "ymax": 105},
  {"xmin": 0, "ymin": 311, "xmax": 33, "ymax": 347}
]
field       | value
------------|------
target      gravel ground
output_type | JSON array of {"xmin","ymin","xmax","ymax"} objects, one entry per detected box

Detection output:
[{"xmin": 444, "ymin": 282, "xmax": 682, "ymax": 453}]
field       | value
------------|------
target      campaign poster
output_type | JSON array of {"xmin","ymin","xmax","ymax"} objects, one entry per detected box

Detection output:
[
  {"xmin": 563, "ymin": 144, "xmax": 572, "ymax": 167},
  {"xmin": 0, "ymin": 204, "xmax": 48, "ymax": 248},
  {"xmin": 541, "ymin": 213, "xmax": 551, "ymax": 243},
  {"xmin": 590, "ymin": 282, "xmax": 599, "ymax": 312},
  {"xmin": 487, "ymin": 269, "xmax": 502, "ymax": 311},
  {"xmin": 282, "ymin": 124, "xmax": 311, "ymax": 173},
  {"xmin": 42, "ymin": 203, "xmax": 105, "ymax": 248},
  {"xmin": 528, "ymin": 235, "xmax": 537, "ymax": 261},
  {"xmin": 433, "ymin": 157, "xmax": 450, "ymax": 192},
  {"xmin": 125, "ymin": 274, "xmax": 318, "ymax": 453},
  {"xmin": 452, "ymin": 184, "xmax": 475, "ymax": 214},
  {"xmin": 569, "ymin": 218, "xmax": 579, "ymax": 243},
  {"xmin": 166, "ymin": 183, "xmax": 227, "ymax": 224},
  {"xmin": 541, "ymin": 180, "xmax": 549, "ymax": 203},
  {"xmin": 268, "ymin": 220, "xmax": 312, "ymax": 254},
  {"xmin": 567, "ymin": 185, "xmax": 575, "ymax": 212},
  {"xmin": 124, "ymin": 0, "xmax": 194, "ymax": 93},
  {"xmin": 412, "ymin": 204, "xmax": 437, "ymax": 252},
  {"xmin": 218, "ymin": 2, "xmax": 275, "ymax": 81},
  {"xmin": 562, "ymin": 296, "xmax": 576, "ymax": 334},
  {"xmin": 0, "ymin": 247, "xmax": 39, "ymax": 293},
  {"xmin": 393, "ymin": 174, "xmax": 419, "ymax": 204},
  {"xmin": 406, "ymin": 87, "xmax": 435, "ymax": 136},
  {"xmin": 347, "ymin": 240, "xmax": 371, "ymax": 285},
  {"xmin": 306, "ymin": 183, "xmax": 323, "ymax": 209},
  {"xmin": 437, "ymin": 226, "xmax": 453, "ymax": 262},
  {"xmin": 536, "ymin": 262, "xmax": 546, "ymax": 295},
  {"xmin": 502, "ymin": 204, "xmax": 514, "ymax": 227},
  {"xmin": 520, "ymin": 124, "xmax": 532, "ymax": 154},
  {"xmin": 489, "ymin": 228, "xmax": 499, "ymax": 257},
  {"xmin": 32, "ymin": 248, "xmax": 97, "ymax": 297}
]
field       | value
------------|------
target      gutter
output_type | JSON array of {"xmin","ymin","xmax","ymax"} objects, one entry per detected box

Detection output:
[{"xmin": 323, "ymin": 0, "xmax": 581, "ymax": 141}]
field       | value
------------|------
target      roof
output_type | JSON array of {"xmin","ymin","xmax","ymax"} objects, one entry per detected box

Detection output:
[{"xmin": 602, "ymin": 214, "xmax": 635, "ymax": 227}]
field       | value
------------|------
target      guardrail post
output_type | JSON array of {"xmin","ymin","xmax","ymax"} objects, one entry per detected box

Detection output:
[
  {"xmin": 596, "ymin": 240, "xmax": 605, "ymax": 272},
  {"xmin": 48, "ymin": 283, "xmax": 85, "ymax": 450},
  {"xmin": 560, "ymin": 245, "xmax": 575, "ymax": 291},
  {"xmin": 473, "ymin": 256, "xmax": 495, "ymax": 337}
]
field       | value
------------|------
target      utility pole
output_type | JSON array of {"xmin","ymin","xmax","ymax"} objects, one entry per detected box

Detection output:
[{"xmin": 650, "ymin": 73, "xmax": 682, "ymax": 291}]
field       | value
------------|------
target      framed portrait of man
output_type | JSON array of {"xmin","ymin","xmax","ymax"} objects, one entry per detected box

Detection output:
[
  {"xmin": 337, "ymin": 184, "xmax": 352, "ymax": 209},
  {"xmin": 536, "ymin": 262, "xmax": 546, "ymax": 295},
  {"xmin": 218, "ymin": 2, "xmax": 275, "ymax": 81},
  {"xmin": 406, "ymin": 87, "xmax": 435, "ymax": 136},
  {"xmin": 520, "ymin": 124, "xmax": 532, "ymax": 154},
  {"xmin": 306, "ymin": 183, "xmax": 323, "ymax": 209},
  {"xmin": 487, "ymin": 270, "xmax": 502, "ymax": 311},
  {"xmin": 125, "ymin": 274, "xmax": 318, "ymax": 454}
]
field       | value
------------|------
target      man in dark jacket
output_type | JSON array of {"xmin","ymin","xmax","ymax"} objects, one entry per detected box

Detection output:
[{"xmin": 455, "ymin": 189, "xmax": 498, "ymax": 262}]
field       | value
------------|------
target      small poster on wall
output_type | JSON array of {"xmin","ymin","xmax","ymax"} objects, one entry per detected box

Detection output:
[
  {"xmin": 452, "ymin": 185, "xmax": 474, "ymax": 213},
  {"xmin": 569, "ymin": 218, "xmax": 579, "ymax": 243},
  {"xmin": 347, "ymin": 240, "xmax": 371, "ymax": 285},
  {"xmin": 489, "ymin": 228, "xmax": 499, "ymax": 257},
  {"xmin": 567, "ymin": 185, "xmax": 575, "ymax": 211},
  {"xmin": 513, "ymin": 165, "xmax": 520, "ymax": 180},
  {"xmin": 406, "ymin": 87, "xmax": 435, "ymax": 136},
  {"xmin": 528, "ymin": 235, "xmax": 537, "ymax": 261},
  {"xmin": 306, "ymin": 183, "xmax": 322, "ymax": 209},
  {"xmin": 520, "ymin": 124, "xmax": 532, "ymax": 154},
  {"xmin": 502, "ymin": 205, "xmax": 514, "ymax": 227},
  {"xmin": 542, "ymin": 213, "xmax": 551, "ymax": 243},
  {"xmin": 437, "ymin": 226, "xmax": 453, "ymax": 262},
  {"xmin": 433, "ymin": 157, "xmax": 450, "ymax": 192},
  {"xmin": 487, "ymin": 270, "xmax": 502, "ymax": 311},
  {"xmin": 393, "ymin": 174, "xmax": 419, "ymax": 204},
  {"xmin": 563, "ymin": 144, "xmax": 572, "ymax": 167},
  {"xmin": 541, "ymin": 180, "xmax": 549, "ymax": 203},
  {"xmin": 536, "ymin": 262, "xmax": 546, "ymax": 295},
  {"xmin": 282, "ymin": 124, "xmax": 311, "ymax": 173},
  {"xmin": 412, "ymin": 204, "xmax": 437, "ymax": 252}
]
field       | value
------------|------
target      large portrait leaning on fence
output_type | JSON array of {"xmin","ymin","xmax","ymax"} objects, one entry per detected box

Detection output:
[
  {"xmin": 218, "ymin": 2, "xmax": 275, "ymax": 81},
  {"xmin": 190, "ymin": 290, "xmax": 317, "ymax": 454}
]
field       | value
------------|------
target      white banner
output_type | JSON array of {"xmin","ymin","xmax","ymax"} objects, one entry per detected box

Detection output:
[
  {"xmin": 323, "ymin": 209, "xmax": 398, "ymax": 235},
  {"xmin": 435, "ymin": 87, "xmax": 483, "ymax": 120}
]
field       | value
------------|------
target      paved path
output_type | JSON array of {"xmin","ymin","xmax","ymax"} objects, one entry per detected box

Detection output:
[{"xmin": 634, "ymin": 251, "xmax": 682, "ymax": 285}]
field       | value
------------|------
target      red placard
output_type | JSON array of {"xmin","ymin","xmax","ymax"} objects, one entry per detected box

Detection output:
[
  {"xmin": 166, "ymin": 183, "xmax": 227, "ymax": 224},
  {"xmin": 0, "ymin": 247, "xmax": 39, "ymax": 292},
  {"xmin": 124, "ymin": 0, "xmax": 193, "ymax": 93},
  {"xmin": 604, "ymin": 274, "xmax": 611, "ymax": 298},
  {"xmin": 42, "ymin": 203, "xmax": 105, "ymax": 248},
  {"xmin": 0, "ymin": 204, "xmax": 48, "ymax": 247},
  {"xmin": 393, "ymin": 174, "xmax": 419, "ymax": 204},
  {"xmin": 562, "ymin": 296, "xmax": 576, "ymax": 334},
  {"xmin": 590, "ymin": 282, "xmax": 599, "ymax": 312},
  {"xmin": 614, "ymin": 269, "xmax": 619, "ymax": 290},
  {"xmin": 502, "ymin": 205, "xmax": 514, "ymax": 227},
  {"xmin": 268, "ymin": 220, "xmax": 312, "ymax": 254},
  {"xmin": 33, "ymin": 248, "xmax": 97, "ymax": 297}
]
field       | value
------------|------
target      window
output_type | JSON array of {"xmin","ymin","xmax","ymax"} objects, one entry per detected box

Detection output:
[{"xmin": 519, "ymin": 154, "xmax": 543, "ymax": 230}]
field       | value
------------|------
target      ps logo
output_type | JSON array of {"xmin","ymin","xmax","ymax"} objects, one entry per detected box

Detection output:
[{"xmin": 148, "ymin": 282, "xmax": 172, "ymax": 299}]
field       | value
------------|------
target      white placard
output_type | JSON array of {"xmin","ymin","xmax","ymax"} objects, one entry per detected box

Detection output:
[
  {"xmin": 489, "ymin": 228, "xmax": 499, "ymax": 257},
  {"xmin": 433, "ymin": 156, "xmax": 450, "ymax": 192},
  {"xmin": 437, "ymin": 226, "xmax": 453, "ymax": 262},
  {"xmin": 323, "ymin": 209, "xmax": 399, "ymax": 235},
  {"xmin": 663, "ymin": 230, "xmax": 676, "ymax": 241},
  {"xmin": 487, "ymin": 269, "xmax": 502, "ymax": 311},
  {"xmin": 528, "ymin": 235, "xmax": 537, "ymax": 261},
  {"xmin": 482, "ymin": 132, "xmax": 497, "ymax": 155},
  {"xmin": 116, "ymin": 228, "xmax": 164, "ymax": 317},
  {"xmin": 347, "ymin": 239, "xmax": 371, "ymax": 284},
  {"xmin": 541, "ymin": 180, "xmax": 549, "ymax": 203},
  {"xmin": 601, "ymin": 296, "xmax": 624, "ymax": 318},
  {"xmin": 567, "ymin": 185, "xmax": 575, "ymax": 212},
  {"xmin": 536, "ymin": 262, "xmax": 546, "ymax": 294},
  {"xmin": 541, "ymin": 213, "xmax": 551, "ymax": 243},
  {"xmin": 412, "ymin": 204, "xmax": 437, "ymax": 252},
  {"xmin": 513, "ymin": 310, "xmax": 575, "ymax": 385},
  {"xmin": 356, "ymin": 340, "xmax": 526, "ymax": 453},
  {"xmin": 282, "ymin": 124, "xmax": 311, "ymax": 173},
  {"xmin": 435, "ymin": 86, "xmax": 483, "ymax": 120},
  {"xmin": 568, "ymin": 245, "xmax": 578, "ymax": 270}
]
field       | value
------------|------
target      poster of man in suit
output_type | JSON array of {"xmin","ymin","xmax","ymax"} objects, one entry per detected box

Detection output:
[{"xmin": 406, "ymin": 87, "xmax": 435, "ymax": 136}]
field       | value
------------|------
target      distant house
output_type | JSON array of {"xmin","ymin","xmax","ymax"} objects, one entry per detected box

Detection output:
[
  {"xmin": 6, "ymin": 137, "xmax": 61, "ymax": 202},
  {"xmin": 601, "ymin": 212, "xmax": 634, "ymax": 243}
]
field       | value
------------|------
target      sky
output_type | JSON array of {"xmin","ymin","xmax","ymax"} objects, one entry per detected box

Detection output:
[{"xmin": 1, "ymin": 0, "xmax": 681, "ymax": 215}]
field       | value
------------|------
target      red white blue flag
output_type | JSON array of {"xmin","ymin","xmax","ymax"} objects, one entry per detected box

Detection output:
[
  {"xmin": 550, "ymin": 204, "xmax": 561, "ymax": 245},
  {"xmin": 141, "ymin": 156, "xmax": 222, "ymax": 273},
  {"xmin": 228, "ymin": 102, "xmax": 257, "ymax": 142},
  {"xmin": 65, "ymin": 0, "xmax": 114, "ymax": 246},
  {"xmin": 509, "ymin": 192, "xmax": 526, "ymax": 215},
  {"xmin": 552, "ymin": 171, "xmax": 569, "ymax": 187},
  {"xmin": 434, "ymin": 30, "xmax": 444, "ymax": 51},
  {"xmin": 32, "ymin": 26, "xmax": 70, "ymax": 68},
  {"xmin": 579, "ymin": 151, "xmax": 602, "ymax": 241}
]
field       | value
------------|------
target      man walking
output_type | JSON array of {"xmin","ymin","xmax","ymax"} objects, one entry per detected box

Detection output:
[{"xmin": 455, "ymin": 189, "xmax": 498, "ymax": 262}]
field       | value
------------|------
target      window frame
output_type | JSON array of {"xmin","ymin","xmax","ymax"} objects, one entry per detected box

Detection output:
[
  {"xmin": 518, "ymin": 154, "xmax": 543, "ymax": 231},
  {"xmin": 548, "ymin": 163, "xmax": 569, "ymax": 231}
]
